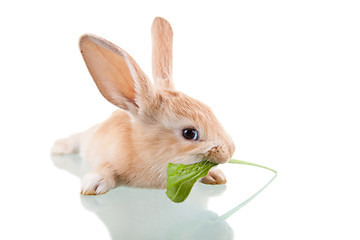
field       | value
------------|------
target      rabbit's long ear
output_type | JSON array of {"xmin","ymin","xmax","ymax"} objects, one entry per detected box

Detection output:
[
  {"xmin": 151, "ymin": 17, "xmax": 175, "ymax": 90},
  {"xmin": 79, "ymin": 34, "xmax": 154, "ymax": 113}
]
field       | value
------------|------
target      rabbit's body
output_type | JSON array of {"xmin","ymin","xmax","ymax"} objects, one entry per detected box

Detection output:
[{"xmin": 52, "ymin": 17, "xmax": 235, "ymax": 195}]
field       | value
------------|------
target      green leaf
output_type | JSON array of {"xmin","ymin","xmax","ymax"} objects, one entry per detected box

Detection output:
[
  {"xmin": 166, "ymin": 159, "xmax": 277, "ymax": 203},
  {"xmin": 166, "ymin": 161, "xmax": 218, "ymax": 203}
]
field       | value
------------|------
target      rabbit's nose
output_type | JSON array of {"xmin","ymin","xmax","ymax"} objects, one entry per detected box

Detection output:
[{"xmin": 204, "ymin": 144, "xmax": 234, "ymax": 164}]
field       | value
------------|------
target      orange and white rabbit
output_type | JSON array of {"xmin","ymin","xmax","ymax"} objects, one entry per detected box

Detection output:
[{"xmin": 51, "ymin": 17, "xmax": 235, "ymax": 195}]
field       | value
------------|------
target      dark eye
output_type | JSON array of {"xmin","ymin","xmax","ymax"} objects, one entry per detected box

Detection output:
[{"xmin": 182, "ymin": 128, "xmax": 199, "ymax": 140}]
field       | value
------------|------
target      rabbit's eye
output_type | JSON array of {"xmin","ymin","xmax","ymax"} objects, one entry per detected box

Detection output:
[{"xmin": 182, "ymin": 128, "xmax": 199, "ymax": 140}]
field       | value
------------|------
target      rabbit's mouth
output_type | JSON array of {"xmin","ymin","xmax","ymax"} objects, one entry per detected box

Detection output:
[{"xmin": 201, "ymin": 145, "xmax": 234, "ymax": 164}]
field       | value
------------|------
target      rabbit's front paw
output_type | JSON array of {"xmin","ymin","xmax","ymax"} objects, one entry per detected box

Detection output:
[
  {"xmin": 200, "ymin": 168, "xmax": 227, "ymax": 185},
  {"xmin": 81, "ymin": 173, "xmax": 115, "ymax": 195}
]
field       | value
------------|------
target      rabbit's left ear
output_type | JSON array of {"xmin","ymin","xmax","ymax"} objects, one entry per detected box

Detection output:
[{"xmin": 79, "ymin": 34, "xmax": 154, "ymax": 114}]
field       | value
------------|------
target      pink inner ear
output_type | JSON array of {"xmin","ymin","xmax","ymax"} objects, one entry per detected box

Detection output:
[{"xmin": 80, "ymin": 36, "xmax": 136, "ymax": 108}]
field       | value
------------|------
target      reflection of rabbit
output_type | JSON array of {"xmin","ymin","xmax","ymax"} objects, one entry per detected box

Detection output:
[
  {"xmin": 81, "ymin": 187, "xmax": 233, "ymax": 240},
  {"xmin": 51, "ymin": 17, "xmax": 235, "ymax": 195},
  {"xmin": 52, "ymin": 155, "xmax": 233, "ymax": 240}
]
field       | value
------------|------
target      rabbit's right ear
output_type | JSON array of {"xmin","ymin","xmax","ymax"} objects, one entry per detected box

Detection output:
[
  {"xmin": 79, "ymin": 34, "xmax": 154, "ymax": 114},
  {"xmin": 151, "ymin": 17, "xmax": 175, "ymax": 90}
]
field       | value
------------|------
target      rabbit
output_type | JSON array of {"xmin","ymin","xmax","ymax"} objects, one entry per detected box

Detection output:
[{"xmin": 51, "ymin": 17, "xmax": 235, "ymax": 195}]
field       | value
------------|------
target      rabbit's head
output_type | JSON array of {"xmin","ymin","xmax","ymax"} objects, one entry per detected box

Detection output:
[{"xmin": 79, "ymin": 17, "xmax": 235, "ymax": 166}]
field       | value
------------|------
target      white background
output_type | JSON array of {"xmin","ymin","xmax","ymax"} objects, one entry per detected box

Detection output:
[{"xmin": 1, "ymin": 0, "xmax": 359, "ymax": 239}]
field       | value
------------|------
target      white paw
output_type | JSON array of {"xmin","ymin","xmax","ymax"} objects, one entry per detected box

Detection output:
[
  {"xmin": 81, "ymin": 173, "xmax": 115, "ymax": 195},
  {"xmin": 51, "ymin": 138, "xmax": 76, "ymax": 155}
]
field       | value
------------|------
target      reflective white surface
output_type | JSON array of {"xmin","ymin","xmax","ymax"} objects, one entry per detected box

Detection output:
[
  {"xmin": 1, "ymin": 1, "xmax": 360, "ymax": 239},
  {"xmin": 51, "ymin": 154, "xmax": 275, "ymax": 240}
]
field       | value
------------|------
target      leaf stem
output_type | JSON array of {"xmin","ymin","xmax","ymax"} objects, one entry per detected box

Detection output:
[{"xmin": 228, "ymin": 159, "xmax": 277, "ymax": 173}]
